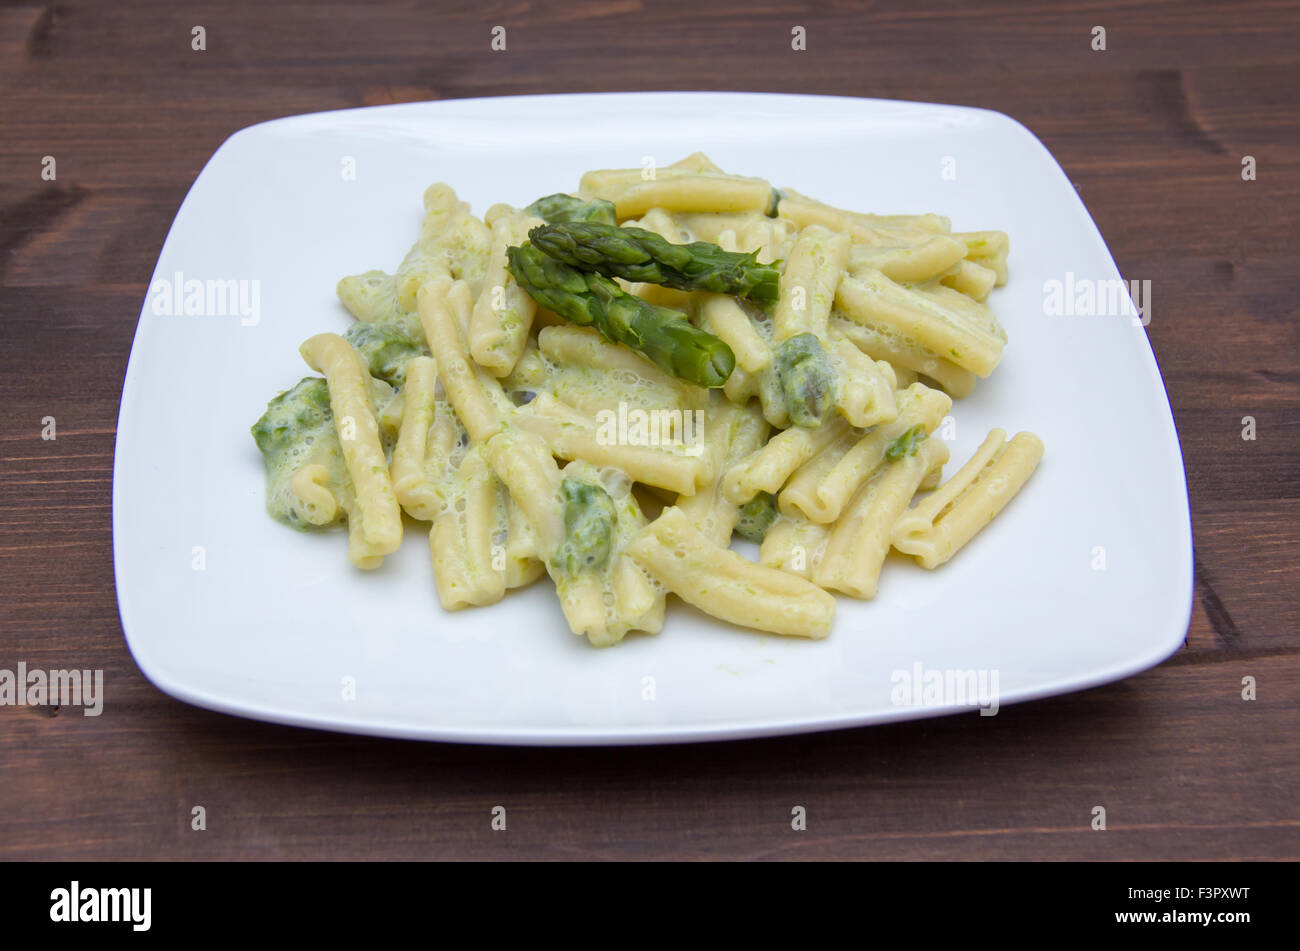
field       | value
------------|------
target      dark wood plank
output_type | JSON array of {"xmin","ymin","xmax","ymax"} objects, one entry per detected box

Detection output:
[{"xmin": 1, "ymin": 0, "xmax": 1297, "ymax": 861}]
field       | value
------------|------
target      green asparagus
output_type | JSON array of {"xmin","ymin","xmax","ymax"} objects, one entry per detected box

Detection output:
[
  {"xmin": 774, "ymin": 333, "xmax": 835, "ymax": 427},
  {"xmin": 735, "ymin": 492, "xmax": 779, "ymax": 544},
  {"xmin": 525, "ymin": 193, "xmax": 618, "ymax": 226},
  {"xmin": 251, "ymin": 377, "xmax": 348, "ymax": 530},
  {"xmin": 252, "ymin": 377, "xmax": 333, "ymax": 463},
  {"xmin": 766, "ymin": 188, "xmax": 783, "ymax": 218},
  {"xmin": 884, "ymin": 424, "xmax": 928, "ymax": 461},
  {"xmin": 552, "ymin": 477, "xmax": 618, "ymax": 576},
  {"xmin": 343, "ymin": 322, "xmax": 422, "ymax": 387},
  {"xmin": 527, "ymin": 222, "xmax": 781, "ymax": 301},
  {"xmin": 506, "ymin": 243, "xmax": 735, "ymax": 388}
]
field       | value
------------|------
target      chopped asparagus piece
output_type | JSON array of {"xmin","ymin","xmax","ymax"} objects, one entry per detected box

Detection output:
[
  {"xmin": 251, "ymin": 377, "xmax": 332, "ymax": 464},
  {"xmin": 525, "ymin": 193, "xmax": 618, "ymax": 226},
  {"xmin": 774, "ymin": 333, "xmax": 835, "ymax": 427},
  {"xmin": 342, "ymin": 322, "xmax": 421, "ymax": 387},
  {"xmin": 884, "ymin": 424, "xmax": 929, "ymax": 461},
  {"xmin": 736, "ymin": 492, "xmax": 779, "ymax": 543},
  {"xmin": 552, "ymin": 477, "xmax": 618, "ymax": 576}
]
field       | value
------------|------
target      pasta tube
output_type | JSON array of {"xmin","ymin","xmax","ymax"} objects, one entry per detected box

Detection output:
[
  {"xmin": 513, "ymin": 393, "xmax": 709, "ymax": 495},
  {"xmin": 469, "ymin": 204, "xmax": 544, "ymax": 376},
  {"xmin": 825, "ymin": 329, "xmax": 898, "ymax": 428},
  {"xmin": 286, "ymin": 464, "xmax": 339, "ymax": 525},
  {"xmin": 674, "ymin": 400, "xmax": 769, "ymax": 544},
  {"xmin": 580, "ymin": 167, "xmax": 773, "ymax": 219},
  {"xmin": 776, "ymin": 189, "xmax": 949, "ymax": 245},
  {"xmin": 722, "ymin": 415, "xmax": 849, "ymax": 503},
  {"xmin": 484, "ymin": 429, "xmax": 565, "ymax": 555},
  {"xmin": 780, "ymin": 382, "xmax": 951, "ymax": 524},
  {"xmin": 395, "ymin": 184, "xmax": 491, "ymax": 311},
  {"xmin": 772, "ymin": 225, "xmax": 851, "ymax": 342},
  {"xmin": 390, "ymin": 355, "xmax": 448, "ymax": 521},
  {"xmin": 299, "ymin": 332, "xmax": 403, "ymax": 568},
  {"xmin": 813, "ymin": 436, "xmax": 950, "ymax": 599},
  {"xmin": 835, "ymin": 269, "xmax": 1005, "ymax": 378},
  {"xmin": 848, "ymin": 235, "xmax": 968, "ymax": 284},
  {"xmin": 938, "ymin": 259, "xmax": 999, "ymax": 301},
  {"xmin": 668, "ymin": 152, "xmax": 725, "ymax": 173},
  {"xmin": 830, "ymin": 315, "xmax": 976, "ymax": 399},
  {"xmin": 892, "ymin": 429, "xmax": 1044, "ymax": 568},
  {"xmin": 418, "ymin": 277, "xmax": 510, "ymax": 443},
  {"xmin": 951, "ymin": 231, "xmax": 1010, "ymax": 286},
  {"xmin": 698, "ymin": 294, "xmax": 771, "ymax": 374},
  {"xmin": 430, "ymin": 449, "xmax": 508, "ymax": 610},
  {"xmin": 625, "ymin": 507, "xmax": 836, "ymax": 638},
  {"xmin": 758, "ymin": 513, "xmax": 831, "ymax": 579},
  {"xmin": 538, "ymin": 324, "xmax": 689, "ymax": 404}
]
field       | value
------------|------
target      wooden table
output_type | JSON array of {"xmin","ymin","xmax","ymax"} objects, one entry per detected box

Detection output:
[{"xmin": 2, "ymin": 0, "xmax": 1296, "ymax": 860}]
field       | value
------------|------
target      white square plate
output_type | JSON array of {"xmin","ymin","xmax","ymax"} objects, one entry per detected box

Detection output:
[{"xmin": 113, "ymin": 92, "xmax": 1192, "ymax": 745}]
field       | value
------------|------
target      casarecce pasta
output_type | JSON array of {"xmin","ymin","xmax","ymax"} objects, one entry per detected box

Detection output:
[{"xmin": 251, "ymin": 153, "xmax": 1043, "ymax": 645}]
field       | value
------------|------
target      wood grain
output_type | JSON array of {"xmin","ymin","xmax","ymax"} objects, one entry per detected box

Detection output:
[{"xmin": 1, "ymin": 0, "xmax": 1297, "ymax": 860}]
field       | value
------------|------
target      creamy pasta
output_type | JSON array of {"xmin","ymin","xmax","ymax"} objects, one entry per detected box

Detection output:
[{"xmin": 250, "ymin": 153, "xmax": 1043, "ymax": 645}]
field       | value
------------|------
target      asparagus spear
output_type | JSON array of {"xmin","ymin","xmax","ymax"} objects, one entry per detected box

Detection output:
[
  {"xmin": 774, "ymin": 333, "xmax": 835, "ymax": 427},
  {"xmin": 551, "ymin": 477, "xmax": 618, "ymax": 576},
  {"xmin": 506, "ymin": 243, "xmax": 735, "ymax": 388},
  {"xmin": 735, "ymin": 491, "xmax": 779, "ymax": 544},
  {"xmin": 525, "ymin": 193, "xmax": 618, "ymax": 226},
  {"xmin": 528, "ymin": 222, "xmax": 781, "ymax": 301}
]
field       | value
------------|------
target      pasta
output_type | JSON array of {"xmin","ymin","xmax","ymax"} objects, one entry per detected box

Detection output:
[
  {"xmin": 892, "ymin": 429, "xmax": 1044, "ymax": 569},
  {"xmin": 624, "ymin": 507, "xmax": 835, "ymax": 639},
  {"xmin": 297, "ymin": 333, "xmax": 403, "ymax": 569},
  {"xmin": 250, "ymin": 154, "xmax": 1043, "ymax": 646},
  {"xmin": 468, "ymin": 204, "xmax": 544, "ymax": 376}
]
